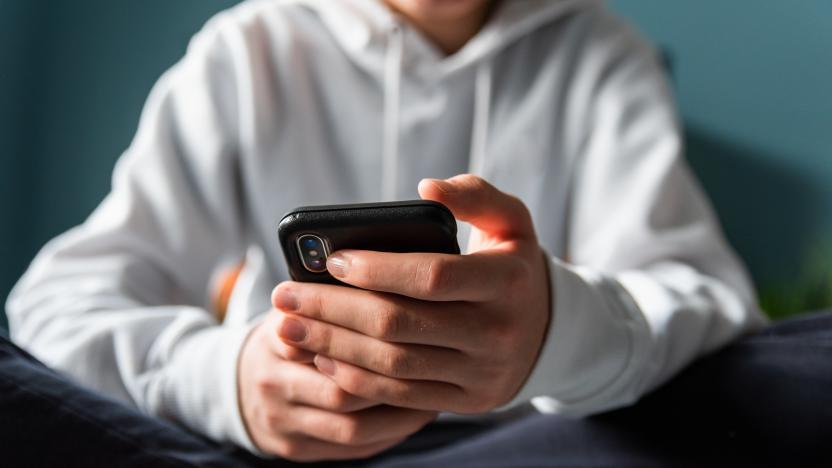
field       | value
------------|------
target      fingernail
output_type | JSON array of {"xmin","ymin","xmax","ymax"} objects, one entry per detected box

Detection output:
[
  {"xmin": 327, "ymin": 254, "xmax": 350, "ymax": 278},
  {"xmin": 278, "ymin": 317, "xmax": 307, "ymax": 343},
  {"xmin": 315, "ymin": 355, "xmax": 336, "ymax": 376},
  {"xmin": 273, "ymin": 288, "xmax": 298, "ymax": 311}
]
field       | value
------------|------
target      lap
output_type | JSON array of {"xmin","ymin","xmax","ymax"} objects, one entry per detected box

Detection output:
[
  {"xmin": 2, "ymin": 311, "xmax": 831, "ymax": 467},
  {"xmin": 0, "ymin": 336, "xmax": 242, "ymax": 468},
  {"xmin": 611, "ymin": 309, "xmax": 832, "ymax": 464},
  {"xmin": 374, "ymin": 311, "xmax": 832, "ymax": 467}
]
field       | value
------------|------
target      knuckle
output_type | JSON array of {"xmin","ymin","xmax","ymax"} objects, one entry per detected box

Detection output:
[
  {"xmin": 312, "ymin": 290, "xmax": 326, "ymax": 319},
  {"xmin": 372, "ymin": 302, "xmax": 406, "ymax": 340},
  {"xmin": 421, "ymin": 258, "xmax": 454, "ymax": 296},
  {"xmin": 333, "ymin": 416, "xmax": 363, "ymax": 445},
  {"xmin": 507, "ymin": 193, "xmax": 527, "ymax": 211},
  {"xmin": 277, "ymin": 440, "xmax": 304, "ymax": 460},
  {"xmin": 336, "ymin": 371, "xmax": 363, "ymax": 396},
  {"xmin": 254, "ymin": 371, "xmax": 275, "ymax": 394},
  {"xmin": 316, "ymin": 324, "xmax": 334, "ymax": 355},
  {"xmin": 379, "ymin": 347, "xmax": 412, "ymax": 378},
  {"xmin": 263, "ymin": 410, "xmax": 284, "ymax": 431},
  {"xmin": 386, "ymin": 381, "xmax": 416, "ymax": 407},
  {"xmin": 321, "ymin": 384, "xmax": 350, "ymax": 411},
  {"xmin": 466, "ymin": 174, "xmax": 489, "ymax": 191}
]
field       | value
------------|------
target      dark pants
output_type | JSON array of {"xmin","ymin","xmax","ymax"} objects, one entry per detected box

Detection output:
[{"xmin": 2, "ymin": 312, "xmax": 831, "ymax": 468}]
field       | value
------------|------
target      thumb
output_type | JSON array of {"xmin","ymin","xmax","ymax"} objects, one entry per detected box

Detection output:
[{"xmin": 418, "ymin": 174, "xmax": 535, "ymax": 241}]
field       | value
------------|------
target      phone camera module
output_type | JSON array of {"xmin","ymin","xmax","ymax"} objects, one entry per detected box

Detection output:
[{"xmin": 297, "ymin": 234, "xmax": 329, "ymax": 273}]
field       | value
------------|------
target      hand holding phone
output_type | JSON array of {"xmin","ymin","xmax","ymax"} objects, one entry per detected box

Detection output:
[
  {"xmin": 271, "ymin": 175, "xmax": 551, "ymax": 417},
  {"xmin": 278, "ymin": 200, "xmax": 460, "ymax": 283}
]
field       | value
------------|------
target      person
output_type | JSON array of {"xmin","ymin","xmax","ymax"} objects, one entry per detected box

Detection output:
[{"xmin": 4, "ymin": 0, "xmax": 783, "ymax": 464}]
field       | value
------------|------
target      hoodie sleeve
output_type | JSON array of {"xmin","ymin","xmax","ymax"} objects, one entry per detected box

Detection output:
[
  {"xmin": 5, "ymin": 17, "xmax": 259, "ymax": 451},
  {"xmin": 507, "ymin": 14, "xmax": 768, "ymax": 415}
]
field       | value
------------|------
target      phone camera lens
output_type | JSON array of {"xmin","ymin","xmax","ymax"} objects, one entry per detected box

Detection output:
[{"xmin": 297, "ymin": 234, "xmax": 328, "ymax": 273}]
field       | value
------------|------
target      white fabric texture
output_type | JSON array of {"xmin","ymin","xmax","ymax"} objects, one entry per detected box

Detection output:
[{"xmin": 7, "ymin": 0, "xmax": 767, "ymax": 451}]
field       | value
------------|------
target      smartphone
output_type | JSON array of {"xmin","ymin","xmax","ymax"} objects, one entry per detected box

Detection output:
[{"xmin": 278, "ymin": 200, "xmax": 460, "ymax": 283}]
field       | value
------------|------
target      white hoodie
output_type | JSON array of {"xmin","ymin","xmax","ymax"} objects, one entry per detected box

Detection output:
[{"xmin": 7, "ymin": 0, "xmax": 766, "ymax": 453}]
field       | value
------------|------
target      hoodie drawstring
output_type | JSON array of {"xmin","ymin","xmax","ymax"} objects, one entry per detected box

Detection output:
[
  {"xmin": 382, "ymin": 25, "xmax": 493, "ymax": 200},
  {"xmin": 469, "ymin": 60, "xmax": 493, "ymax": 176},
  {"xmin": 381, "ymin": 24, "xmax": 404, "ymax": 201}
]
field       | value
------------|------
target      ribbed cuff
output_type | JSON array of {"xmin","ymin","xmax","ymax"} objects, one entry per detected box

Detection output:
[
  {"xmin": 501, "ymin": 255, "xmax": 650, "ymax": 416},
  {"xmin": 161, "ymin": 319, "xmax": 260, "ymax": 453}
]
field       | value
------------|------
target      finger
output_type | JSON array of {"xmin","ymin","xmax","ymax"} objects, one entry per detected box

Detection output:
[
  {"xmin": 273, "ymin": 281, "xmax": 487, "ymax": 350},
  {"xmin": 418, "ymin": 175, "xmax": 535, "ymax": 241},
  {"xmin": 326, "ymin": 250, "xmax": 527, "ymax": 302},
  {"xmin": 289, "ymin": 404, "xmax": 436, "ymax": 447},
  {"xmin": 263, "ymin": 309, "xmax": 316, "ymax": 362},
  {"xmin": 277, "ymin": 312, "xmax": 469, "ymax": 384},
  {"xmin": 260, "ymin": 432, "xmax": 407, "ymax": 462},
  {"xmin": 278, "ymin": 360, "xmax": 378, "ymax": 413},
  {"xmin": 315, "ymin": 355, "xmax": 469, "ymax": 413}
]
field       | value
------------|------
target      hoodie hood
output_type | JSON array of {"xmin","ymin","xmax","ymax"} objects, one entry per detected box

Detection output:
[{"xmin": 287, "ymin": 0, "xmax": 600, "ymax": 199}]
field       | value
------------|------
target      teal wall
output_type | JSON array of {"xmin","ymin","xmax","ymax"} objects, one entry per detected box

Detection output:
[
  {"xmin": 0, "ymin": 1, "xmax": 240, "ymax": 333},
  {"xmin": 612, "ymin": 1, "xmax": 832, "ymax": 282},
  {"xmin": 612, "ymin": 1, "xmax": 832, "ymax": 316},
  {"xmin": 2, "ymin": 1, "xmax": 831, "ymax": 332}
]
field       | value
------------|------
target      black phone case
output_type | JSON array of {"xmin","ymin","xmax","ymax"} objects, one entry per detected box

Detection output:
[{"xmin": 278, "ymin": 200, "xmax": 460, "ymax": 283}]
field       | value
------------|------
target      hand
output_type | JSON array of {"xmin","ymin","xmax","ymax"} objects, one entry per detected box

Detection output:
[
  {"xmin": 272, "ymin": 175, "xmax": 551, "ymax": 414},
  {"xmin": 237, "ymin": 309, "xmax": 438, "ymax": 461}
]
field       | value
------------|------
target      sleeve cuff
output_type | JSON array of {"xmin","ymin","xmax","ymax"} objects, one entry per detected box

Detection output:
[
  {"xmin": 160, "ymin": 319, "xmax": 261, "ymax": 453},
  {"xmin": 501, "ymin": 254, "xmax": 651, "ymax": 416}
]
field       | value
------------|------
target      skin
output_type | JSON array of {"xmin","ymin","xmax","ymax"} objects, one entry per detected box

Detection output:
[
  {"xmin": 238, "ymin": 311, "xmax": 437, "ymax": 460},
  {"xmin": 383, "ymin": 0, "xmax": 497, "ymax": 54}
]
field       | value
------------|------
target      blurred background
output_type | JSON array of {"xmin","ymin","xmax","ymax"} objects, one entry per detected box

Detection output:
[{"xmin": 1, "ymin": 0, "xmax": 830, "ymax": 334}]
